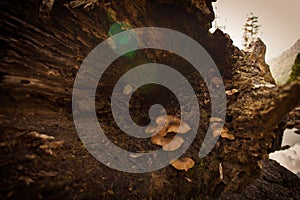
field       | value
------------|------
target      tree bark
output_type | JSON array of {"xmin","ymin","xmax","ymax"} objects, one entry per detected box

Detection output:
[{"xmin": 0, "ymin": 0, "xmax": 299, "ymax": 199}]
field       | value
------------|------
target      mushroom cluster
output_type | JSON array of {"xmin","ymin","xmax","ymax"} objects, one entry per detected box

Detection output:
[
  {"xmin": 145, "ymin": 115, "xmax": 195, "ymax": 171},
  {"xmin": 210, "ymin": 117, "xmax": 235, "ymax": 140}
]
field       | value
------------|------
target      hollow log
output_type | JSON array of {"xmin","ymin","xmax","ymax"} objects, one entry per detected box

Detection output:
[{"xmin": 0, "ymin": 0, "xmax": 299, "ymax": 199}]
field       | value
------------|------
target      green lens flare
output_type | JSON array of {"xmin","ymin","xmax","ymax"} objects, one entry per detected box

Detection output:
[{"xmin": 108, "ymin": 22, "xmax": 136, "ymax": 58}]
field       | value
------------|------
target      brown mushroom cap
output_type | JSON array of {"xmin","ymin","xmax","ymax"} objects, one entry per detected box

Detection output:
[
  {"xmin": 154, "ymin": 115, "xmax": 191, "ymax": 136},
  {"xmin": 210, "ymin": 119, "xmax": 228, "ymax": 137},
  {"xmin": 209, "ymin": 117, "xmax": 223, "ymax": 123},
  {"xmin": 148, "ymin": 115, "xmax": 191, "ymax": 151},
  {"xmin": 145, "ymin": 125, "xmax": 159, "ymax": 134},
  {"xmin": 170, "ymin": 157, "xmax": 195, "ymax": 171},
  {"xmin": 225, "ymin": 88, "xmax": 238, "ymax": 96},
  {"xmin": 151, "ymin": 134, "xmax": 184, "ymax": 151},
  {"xmin": 155, "ymin": 115, "xmax": 173, "ymax": 125},
  {"xmin": 123, "ymin": 84, "xmax": 133, "ymax": 95},
  {"xmin": 151, "ymin": 134, "xmax": 164, "ymax": 146},
  {"xmin": 220, "ymin": 127, "xmax": 235, "ymax": 140},
  {"xmin": 162, "ymin": 136, "xmax": 184, "ymax": 151},
  {"xmin": 211, "ymin": 122, "xmax": 223, "ymax": 137},
  {"xmin": 212, "ymin": 130, "xmax": 221, "ymax": 137},
  {"xmin": 210, "ymin": 122, "xmax": 222, "ymax": 131},
  {"xmin": 167, "ymin": 123, "xmax": 191, "ymax": 134},
  {"xmin": 145, "ymin": 124, "xmax": 165, "ymax": 135}
]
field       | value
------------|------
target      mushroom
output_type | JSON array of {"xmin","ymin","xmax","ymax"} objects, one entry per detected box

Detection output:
[
  {"xmin": 220, "ymin": 127, "xmax": 235, "ymax": 140},
  {"xmin": 145, "ymin": 124, "xmax": 165, "ymax": 135},
  {"xmin": 170, "ymin": 157, "xmax": 195, "ymax": 171},
  {"xmin": 148, "ymin": 115, "xmax": 191, "ymax": 151},
  {"xmin": 209, "ymin": 117, "xmax": 223, "ymax": 123},
  {"xmin": 209, "ymin": 118, "xmax": 226, "ymax": 137},
  {"xmin": 225, "ymin": 88, "xmax": 238, "ymax": 96},
  {"xmin": 151, "ymin": 134, "xmax": 164, "ymax": 146},
  {"xmin": 167, "ymin": 123, "xmax": 191, "ymax": 134},
  {"xmin": 162, "ymin": 136, "xmax": 184, "ymax": 151},
  {"xmin": 211, "ymin": 122, "xmax": 223, "ymax": 137},
  {"xmin": 153, "ymin": 115, "xmax": 191, "ymax": 136},
  {"xmin": 123, "ymin": 84, "xmax": 133, "ymax": 95},
  {"xmin": 151, "ymin": 134, "xmax": 184, "ymax": 151},
  {"xmin": 155, "ymin": 115, "xmax": 180, "ymax": 125}
]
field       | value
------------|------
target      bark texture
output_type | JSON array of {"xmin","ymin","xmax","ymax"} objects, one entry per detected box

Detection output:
[{"xmin": 1, "ymin": 0, "xmax": 300, "ymax": 199}]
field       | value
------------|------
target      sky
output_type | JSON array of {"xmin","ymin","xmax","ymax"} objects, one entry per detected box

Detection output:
[
  {"xmin": 211, "ymin": 0, "xmax": 300, "ymax": 61},
  {"xmin": 269, "ymin": 143, "xmax": 300, "ymax": 177}
]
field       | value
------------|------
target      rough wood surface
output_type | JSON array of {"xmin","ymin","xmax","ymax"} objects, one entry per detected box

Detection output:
[{"xmin": 1, "ymin": 0, "xmax": 300, "ymax": 199}]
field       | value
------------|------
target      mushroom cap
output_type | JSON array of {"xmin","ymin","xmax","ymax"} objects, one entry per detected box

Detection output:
[
  {"xmin": 170, "ymin": 157, "xmax": 195, "ymax": 171},
  {"xmin": 210, "ymin": 122, "xmax": 223, "ymax": 131},
  {"xmin": 220, "ymin": 127, "xmax": 235, "ymax": 140},
  {"xmin": 145, "ymin": 125, "xmax": 159, "ymax": 134},
  {"xmin": 211, "ymin": 122, "xmax": 222, "ymax": 137},
  {"xmin": 155, "ymin": 115, "xmax": 173, "ymax": 125},
  {"xmin": 209, "ymin": 117, "xmax": 223, "ymax": 123},
  {"xmin": 167, "ymin": 123, "xmax": 191, "ymax": 134},
  {"xmin": 154, "ymin": 115, "xmax": 191, "ymax": 136},
  {"xmin": 145, "ymin": 124, "xmax": 164, "ymax": 135},
  {"xmin": 123, "ymin": 84, "xmax": 133, "ymax": 95},
  {"xmin": 225, "ymin": 88, "xmax": 238, "ymax": 96},
  {"xmin": 151, "ymin": 134, "xmax": 184, "ymax": 151},
  {"xmin": 212, "ymin": 130, "xmax": 221, "ymax": 137},
  {"xmin": 146, "ymin": 126, "xmax": 169, "ymax": 137},
  {"xmin": 158, "ymin": 126, "xmax": 169, "ymax": 136},
  {"xmin": 162, "ymin": 136, "xmax": 184, "ymax": 151},
  {"xmin": 151, "ymin": 134, "xmax": 164, "ymax": 146}
]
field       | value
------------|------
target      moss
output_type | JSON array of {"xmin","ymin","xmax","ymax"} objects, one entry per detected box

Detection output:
[
  {"xmin": 196, "ymin": 159, "xmax": 206, "ymax": 169},
  {"xmin": 289, "ymin": 53, "xmax": 300, "ymax": 81}
]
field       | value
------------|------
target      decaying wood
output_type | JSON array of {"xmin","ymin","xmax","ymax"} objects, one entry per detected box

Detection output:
[{"xmin": 1, "ymin": 0, "xmax": 299, "ymax": 199}]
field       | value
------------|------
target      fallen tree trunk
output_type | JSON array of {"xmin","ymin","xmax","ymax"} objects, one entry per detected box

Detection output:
[{"xmin": 0, "ymin": 0, "xmax": 299, "ymax": 199}]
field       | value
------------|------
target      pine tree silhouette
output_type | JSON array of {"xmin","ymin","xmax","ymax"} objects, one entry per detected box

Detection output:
[{"xmin": 243, "ymin": 12, "xmax": 260, "ymax": 48}]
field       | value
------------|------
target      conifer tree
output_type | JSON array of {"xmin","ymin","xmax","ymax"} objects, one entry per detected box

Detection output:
[
  {"xmin": 243, "ymin": 12, "xmax": 260, "ymax": 48},
  {"xmin": 289, "ymin": 53, "xmax": 300, "ymax": 81}
]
